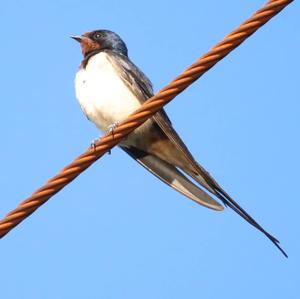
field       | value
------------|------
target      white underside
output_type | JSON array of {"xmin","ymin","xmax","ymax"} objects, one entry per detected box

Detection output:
[{"xmin": 75, "ymin": 52, "xmax": 143, "ymax": 134}]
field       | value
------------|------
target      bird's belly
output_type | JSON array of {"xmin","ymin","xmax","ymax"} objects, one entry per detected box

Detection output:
[{"xmin": 75, "ymin": 52, "xmax": 142, "ymax": 133}]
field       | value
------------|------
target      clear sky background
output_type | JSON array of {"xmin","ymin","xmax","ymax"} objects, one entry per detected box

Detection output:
[{"xmin": 0, "ymin": 1, "xmax": 299, "ymax": 298}]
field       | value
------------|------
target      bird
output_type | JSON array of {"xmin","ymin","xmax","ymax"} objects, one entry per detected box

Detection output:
[{"xmin": 71, "ymin": 29, "xmax": 287, "ymax": 257}]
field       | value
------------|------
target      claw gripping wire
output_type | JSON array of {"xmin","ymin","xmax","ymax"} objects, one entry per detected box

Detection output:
[{"xmin": 0, "ymin": 0, "xmax": 293, "ymax": 238}]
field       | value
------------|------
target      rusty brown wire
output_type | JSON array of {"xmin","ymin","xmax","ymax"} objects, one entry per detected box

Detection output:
[{"xmin": 0, "ymin": 0, "xmax": 293, "ymax": 238}]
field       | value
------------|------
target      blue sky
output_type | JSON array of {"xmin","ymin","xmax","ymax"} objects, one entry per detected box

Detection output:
[{"xmin": 0, "ymin": 1, "xmax": 299, "ymax": 298}]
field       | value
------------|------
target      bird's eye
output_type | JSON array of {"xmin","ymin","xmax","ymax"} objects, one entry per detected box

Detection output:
[{"xmin": 93, "ymin": 33, "xmax": 101, "ymax": 40}]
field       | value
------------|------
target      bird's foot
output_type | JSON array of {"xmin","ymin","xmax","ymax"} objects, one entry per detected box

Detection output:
[
  {"xmin": 90, "ymin": 137, "xmax": 111, "ymax": 154},
  {"xmin": 106, "ymin": 122, "xmax": 119, "ymax": 134},
  {"xmin": 90, "ymin": 138, "xmax": 100, "ymax": 150},
  {"xmin": 106, "ymin": 122, "xmax": 119, "ymax": 141},
  {"xmin": 90, "ymin": 123, "xmax": 119, "ymax": 154}
]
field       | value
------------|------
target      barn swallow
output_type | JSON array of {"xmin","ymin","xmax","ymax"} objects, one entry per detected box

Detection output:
[{"xmin": 72, "ymin": 29, "xmax": 286, "ymax": 257}]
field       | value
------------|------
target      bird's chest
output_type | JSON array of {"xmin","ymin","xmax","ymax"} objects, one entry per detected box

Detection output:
[{"xmin": 75, "ymin": 53, "xmax": 141, "ymax": 132}]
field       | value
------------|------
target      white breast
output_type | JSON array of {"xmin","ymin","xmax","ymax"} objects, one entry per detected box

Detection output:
[{"xmin": 75, "ymin": 52, "xmax": 141, "ymax": 133}]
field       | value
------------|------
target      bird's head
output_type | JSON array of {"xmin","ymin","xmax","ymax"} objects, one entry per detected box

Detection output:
[{"xmin": 71, "ymin": 30, "xmax": 128, "ymax": 57}]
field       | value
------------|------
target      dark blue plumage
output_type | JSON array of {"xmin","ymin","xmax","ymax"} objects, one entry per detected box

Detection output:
[{"xmin": 72, "ymin": 29, "xmax": 287, "ymax": 257}]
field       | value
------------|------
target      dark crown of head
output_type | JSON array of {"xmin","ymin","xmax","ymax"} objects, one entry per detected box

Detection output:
[{"xmin": 89, "ymin": 30, "xmax": 128, "ymax": 56}]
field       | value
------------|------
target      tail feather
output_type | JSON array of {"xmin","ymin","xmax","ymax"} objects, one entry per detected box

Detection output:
[
  {"xmin": 187, "ymin": 166, "xmax": 288, "ymax": 258},
  {"xmin": 214, "ymin": 187, "xmax": 287, "ymax": 257}
]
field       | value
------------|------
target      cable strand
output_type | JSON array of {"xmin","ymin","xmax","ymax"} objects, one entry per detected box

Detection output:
[{"xmin": 0, "ymin": 0, "xmax": 293, "ymax": 238}]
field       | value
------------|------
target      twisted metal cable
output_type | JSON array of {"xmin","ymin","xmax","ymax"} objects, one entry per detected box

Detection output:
[{"xmin": 0, "ymin": 0, "xmax": 293, "ymax": 238}]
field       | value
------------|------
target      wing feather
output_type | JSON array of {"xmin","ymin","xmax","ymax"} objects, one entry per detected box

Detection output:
[{"xmin": 107, "ymin": 51, "xmax": 287, "ymax": 257}]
